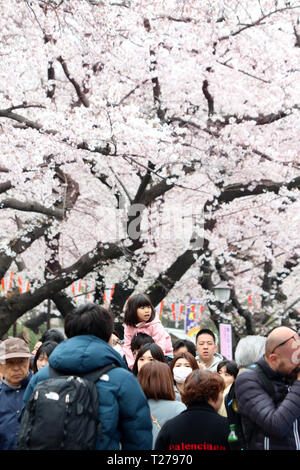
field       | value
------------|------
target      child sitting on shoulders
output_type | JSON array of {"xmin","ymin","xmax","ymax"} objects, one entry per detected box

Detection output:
[{"xmin": 123, "ymin": 293, "xmax": 173, "ymax": 370}]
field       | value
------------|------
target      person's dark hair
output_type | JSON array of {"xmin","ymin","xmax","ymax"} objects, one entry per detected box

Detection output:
[
  {"xmin": 138, "ymin": 361, "xmax": 176, "ymax": 401},
  {"xmin": 130, "ymin": 333, "xmax": 154, "ymax": 353},
  {"xmin": 132, "ymin": 343, "xmax": 166, "ymax": 375},
  {"xmin": 40, "ymin": 328, "xmax": 65, "ymax": 344},
  {"xmin": 64, "ymin": 303, "xmax": 114, "ymax": 342},
  {"xmin": 112, "ymin": 329, "xmax": 120, "ymax": 339},
  {"xmin": 217, "ymin": 360, "xmax": 239, "ymax": 379},
  {"xmin": 196, "ymin": 328, "xmax": 216, "ymax": 344},
  {"xmin": 124, "ymin": 294, "xmax": 155, "ymax": 327},
  {"xmin": 33, "ymin": 341, "xmax": 58, "ymax": 374},
  {"xmin": 169, "ymin": 351, "xmax": 199, "ymax": 380},
  {"xmin": 181, "ymin": 370, "xmax": 225, "ymax": 407},
  {"xmin": 173, "ymin": 339, "xmax": 196, "ymax": 357}
]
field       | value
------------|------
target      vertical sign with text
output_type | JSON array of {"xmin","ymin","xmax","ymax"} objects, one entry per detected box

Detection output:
[{"xmin": 219, "ymin": 323, "xmax": 232, "ymax": 360}]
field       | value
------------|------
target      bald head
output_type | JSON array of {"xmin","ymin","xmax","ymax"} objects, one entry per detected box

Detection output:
[{"xmin": 265, "ymin": 326, "xmax": 296, "ymax": 358}]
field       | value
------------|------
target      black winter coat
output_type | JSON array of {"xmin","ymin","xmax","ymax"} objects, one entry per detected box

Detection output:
[
  {"xmin": 235, "ymin": 357, "xmax": 300, "ymax": 450},
  {"xmin": 154, "ymin": 402, "xmax": 230, "ymax": 451}
]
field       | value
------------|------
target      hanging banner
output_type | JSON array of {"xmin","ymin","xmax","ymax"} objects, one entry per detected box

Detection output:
[
  {"xmin": 185, "ymin": 300, "xmax": 202, "ymax": 339},
  {"xmin": 71, "ymin": 280, "xmax": 82, "ymax": 301},
  {"xmin": 171, "ymin": 303, "xmax": 184, "ymax": 327},
  {"xmin": 190, "ymin": 304, "xmax": 196, "ymax": 319},
  {"xmin": 155, "ymin": 301, "xmax": 164, "ymax": 318},
  {"xmin": 84, "ymin": 281, "xmax": 89, "ymax": 299},
  {"xmin": 84, "ymin": 279, "xmax": 96, "ymax": 300},
  {"xmin": 248, "ymin": 293, "xmax": 261, "ymax": 313},
  {"xmin": 1, "ymin": 271, "xmax": 14, "ymax": 293},
  {"xmin": 71, "ymin": 280, "xmax": 82, "ymax": 295},
  {"xmin": 104, "ymin": 285, "xmax": 115, "ymax": 306},
  {"xmin": 219, "ymin": 323, "xmax": 232, "ymax": 360},
  {"xmin": 17, "ymin": 276, "xmax": 30, "ymax": 294}
]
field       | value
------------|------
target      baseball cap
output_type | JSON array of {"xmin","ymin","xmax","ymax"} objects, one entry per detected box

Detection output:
[{"xmin": 0, "ymin": 338, "xmax": 31, "ymax": 363}]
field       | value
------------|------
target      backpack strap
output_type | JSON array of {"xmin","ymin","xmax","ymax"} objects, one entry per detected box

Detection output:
[
  {"xmin": 83, "ymin": 364, "xmax": 117, "ymax": 382},
  {"xmin": 49, "ymin": 363, "xmax": 117, "ymax": 382}
]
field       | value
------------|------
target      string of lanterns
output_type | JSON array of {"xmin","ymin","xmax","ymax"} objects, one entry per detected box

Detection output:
[{"xmin": 1, "ymin": 273, "xmax": 261, "ymax": 319}]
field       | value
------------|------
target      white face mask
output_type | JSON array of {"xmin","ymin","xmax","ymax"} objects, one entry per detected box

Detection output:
[{"xmin": 173, "ymin": 366, "xmax": 193, "ymax": 384}]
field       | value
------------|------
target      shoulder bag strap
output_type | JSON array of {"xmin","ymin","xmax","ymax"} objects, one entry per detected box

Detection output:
[{"xmin": 151, "ymin": 413, "xmax": 161, "ymax": 430}]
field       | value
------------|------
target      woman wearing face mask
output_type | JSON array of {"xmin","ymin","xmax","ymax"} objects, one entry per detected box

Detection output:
[{"xmin": 170, "ymin": 352, "xmax": 199, "ymax": 401}]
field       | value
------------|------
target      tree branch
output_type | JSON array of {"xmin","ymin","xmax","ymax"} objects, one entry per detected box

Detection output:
[
  {"xmin": 0, "ymin": 181, "xmax": 13, "ymax": 194},
  {"xmin": 219, "ymin": 6, "xmax": 300, "ymax": 41},
  {"xmin": 0, "ymin": 108, "xmax": 43, "ymax": 130},
  {"xmin": 217, "ymin": 60, "xmax": 271, "ymax": 84},
  {"xmin": 0, "ymin": 240, "xmax": 124, "ymax": 336},
  {"xmin": 0, "ymin": 198, "xmax": 65, "ymax": 219},
  {"xmin": 202, "ymin": 80, "xmax": 214, "ymax": 116},
  {"xmin": 218, "ymin": 175, "xmax": 300, "ymax": 205},
  {"xmin": 147, "ymin": 237, "xmax": 208, "ymax": 306},
  {"xmin": 57, "ymin": 56, "xmax": 90, "ymax": 108},
  {"xmin": 0, "ymin": 217, "xmax": 52, "ymax": 279}
]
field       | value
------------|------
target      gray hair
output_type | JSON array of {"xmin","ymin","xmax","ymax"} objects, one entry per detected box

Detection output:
[{"xmin": 234, "ymin": 335, "xmax": 266, "ymax": 368}]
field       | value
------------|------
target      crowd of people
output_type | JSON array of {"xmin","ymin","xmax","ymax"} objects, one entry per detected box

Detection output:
[{"xmin": 0, "ymin": 292, "xmax": 300, "ymax": 451}]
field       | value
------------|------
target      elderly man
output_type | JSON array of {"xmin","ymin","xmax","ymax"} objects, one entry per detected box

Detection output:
[
  {"xmin": 235, "ymin": 326, "xmax": 300, "ymax": 450},
  {"xmin": 0, "ymin": 338, "xmax": 32, "ymax": 450}
]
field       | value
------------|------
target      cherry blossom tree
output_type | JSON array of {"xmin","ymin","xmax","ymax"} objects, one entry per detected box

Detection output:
[{"xmin": 0, "ymin": 0, "xmax": 300, "ymax": 341}]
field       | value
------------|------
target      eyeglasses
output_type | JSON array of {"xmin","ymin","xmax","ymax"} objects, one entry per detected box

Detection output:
[{"xmin": 271, "ymin": 335, "xmax": 298, "ymax": 354}]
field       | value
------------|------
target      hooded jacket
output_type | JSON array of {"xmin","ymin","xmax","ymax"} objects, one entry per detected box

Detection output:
[
  {"xmin": 235, "ymin": 356, "xmax": 300, "ymax": 450},
  {"xmin": 22, "ymin": 335, "xmax": 152, "ymax": 450},
  {"xmin": 124, "ymin": 317, "xmax": 173, "ymax": 369},
  {"xmin": 197, "ymin": 352, "xmax": 224, "ymax": 372}
]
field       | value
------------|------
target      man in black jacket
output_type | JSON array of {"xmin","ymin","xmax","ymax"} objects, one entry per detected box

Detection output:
[{"xmin": 235, "ymin": 326, "xmax": 300, "ymax": 450}]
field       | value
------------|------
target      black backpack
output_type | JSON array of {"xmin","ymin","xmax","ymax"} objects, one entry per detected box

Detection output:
[
  {"xmin": 225, "ymin": 363, "xmax": 276, "ymax": 450},
  {"xmin": 18, "ymin": 363, "xmax": 117, "ymax": 450}
]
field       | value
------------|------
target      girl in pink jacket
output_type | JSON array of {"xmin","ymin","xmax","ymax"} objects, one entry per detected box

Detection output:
[{"xmin": 123, "ymin": 294, "xmax": 173, "ymax": 370}]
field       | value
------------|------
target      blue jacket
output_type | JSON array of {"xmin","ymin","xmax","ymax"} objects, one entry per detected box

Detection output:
[
  {"xmin": 0, "ymin": 372, "xmax": 32, "ymax": 450},
  {"xmin": 23, "ymin": 335, "xmax": 152, "ymax": 450},
  {"xmin": 235, "ymin": 357, "xmax": 300, "ymax": 450}
]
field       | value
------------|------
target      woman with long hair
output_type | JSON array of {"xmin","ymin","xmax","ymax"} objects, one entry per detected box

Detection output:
[{"xmin": 138, "ymin": 361, "xmax": 186, "ymax": 449}]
